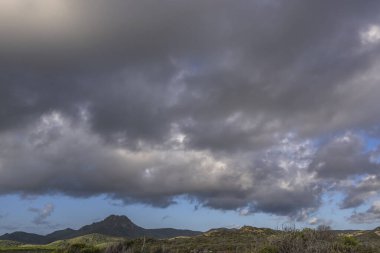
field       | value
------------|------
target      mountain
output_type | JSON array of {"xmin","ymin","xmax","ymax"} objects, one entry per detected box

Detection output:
[
  {"xmin": 46, "ymin": 228, "xmax": 76, "ymax": 241},
  {"xmin": 74, "ymin": 215, "xmax": 199, "ymax": 239},
  {"xmin": 0, "ymin": 231, "xmax": 49, "ymax": 244},
  {"xmin": 74, "ymin": 215, "xmax": 145, "ymax": 238},
  {"xmin": 146, "ymin": 228, "xmax": 200, "ymax": 239},
  {"xmin": 0, "ymin": 215, "xmax": 201, "ymax": 244}
]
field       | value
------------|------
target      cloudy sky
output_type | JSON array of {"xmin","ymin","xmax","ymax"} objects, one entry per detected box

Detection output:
[{"xmin": 1, "ymin": 0, "xmax": 380, "ymax": 235}]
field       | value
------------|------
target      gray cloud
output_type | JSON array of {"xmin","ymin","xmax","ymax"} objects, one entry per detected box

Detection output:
[
  {"xmin": 0, "ymin": 112, "xmax": 320, "ymax": 217},
  {"xmin": 1, "ymin": 0, "xmax": 380, "ymax": 146},
  {"xmin": 28, "ymin": 204, "xmax": 55, "ymax": 225},
  {"xmin": 340, "ymin": 176, "xmax": 380, "ymax": 209},
  {"xmin": 307, "ymin": 134, "xmax": 380, "ymax": 210},
  {"xmin": 349, "ymin": 201, "xmax": 380, "ymax": 224},
  {"xmin": 309, "ymin": 134, "xmax": 379, "ymax": 180},
  {"xmin": 308, "ymin": 217, "xmax": 333, "ymax": 227},
  {"xmin": 1, "ymin": 0, "xmax": 380, "ymax": 222},
  {"xmin": 161, "ymin": 215, "xmax": 170, "ymax": 221}
]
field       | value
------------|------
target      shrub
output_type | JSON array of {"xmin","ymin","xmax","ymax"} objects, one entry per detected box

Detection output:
[
  {"xmin": 105, "ymin": 242, "xmax": 130, "ymax": 253},
  {"xmin": 258, "ymin": 245, "xmax": 278, "ymax": 253},
  {"xmin": 342, "ymin": 236, "xmax": 359, "ymax": 247},
  {"xmin": 55, "ymin": 243, "xmax": 101, "ymax": 253}
]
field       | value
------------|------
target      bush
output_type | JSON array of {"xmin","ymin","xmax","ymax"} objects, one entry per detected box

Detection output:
[
  {"xmin": 342, "ymin": 236, "xmax": 359, "ymax": 247},
  {"xmin": 105, "ymin": 242, "xmax": 130, "ymax": 253},
  {"xmin": 258, "ymin": 245, "xmax": 278, "ymax": 253},
  {"xmin": 55, "ymin": 243, "xmax": 101, "ymax": 253}
]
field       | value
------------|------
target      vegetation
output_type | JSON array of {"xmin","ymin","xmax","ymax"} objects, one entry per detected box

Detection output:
[
  {"xmin": 53, "ymin": 243, "xmax": 101, "ymax": 253},
  {"xmin": 48, "ymin": 234, "xmax": 125, "ymax": 249},
  {"xmin": 0, "ymin": 240, "xmax": 24, "ymax": 248},
  {"xmin": 1, "ymin": 226, "xmax": 380, "ymax": 253},
  {"xmin": 98, "ymin": 226, "xmax": 380, "ymax": 253}
]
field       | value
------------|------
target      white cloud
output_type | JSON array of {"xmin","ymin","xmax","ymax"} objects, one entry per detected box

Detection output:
[
  {"xmin": 360, "ymin": 25, "xmax": 380, "ymax": 45},
  {"xmin": 308, "ymin": 217, "xmax": 319, "ymax": 225},
  {"xmin": 29, "ymin": 203, "xmax": 55, "ymax": 225}
]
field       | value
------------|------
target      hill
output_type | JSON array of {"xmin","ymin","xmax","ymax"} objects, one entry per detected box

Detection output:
[
  {"xmin": 46, "ymin": 228, "xmax": 76, "ymax": 241},
  {"xmin": 72, "ymin": 215, "xmax": 145, "ymax": 238},
  {"xmin": 0, "ymin": 215, "xmax": 201, "ymax": 244},
  {"xmin": 48, "ymin": 233, "xmax": 125, "ymax": 249},
  {"xmin": 0, "ymin": 231, "xmax": 49, "ymax": 244}
]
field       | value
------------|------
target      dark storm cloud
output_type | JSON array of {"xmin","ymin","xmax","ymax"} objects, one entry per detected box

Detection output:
[
  {"xmin": 0, "ymin": 114, "xmax": 320, "ymax": 217},
  {"xmin": 2, "ymin": 0, "xmax": 380, "ymax": 145},
  {"xmin": 307, "ymin": 134, "xmax": 380, "ymax": 210},
  {"xmin": 309, "ymin": 134, "xmax": 380, "ymax": 180},
  {"xmin": 1, "ymin": 0, "xmax": 380, "ymax": 221}
]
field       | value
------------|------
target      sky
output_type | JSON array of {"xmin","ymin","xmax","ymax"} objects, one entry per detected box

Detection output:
[{"xmin": 1, "ymin": 0, "xmax": 380, "ymax": 235}]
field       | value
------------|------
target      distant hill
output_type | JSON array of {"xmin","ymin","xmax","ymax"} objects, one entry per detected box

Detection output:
[
  {"xmin": 204, "ymin": 226, "xmax": 276, "ymax": 237},
  {"xmin": 0, "ymin": 215, "xmax": 201, "ymax": 244},
  {"xmin": 0, "ymin": 231, "xmax": 49, "ymax": 244},
  {"xmin": 45, "ymin": 228, "xmax": 76, "ymax": 241}
]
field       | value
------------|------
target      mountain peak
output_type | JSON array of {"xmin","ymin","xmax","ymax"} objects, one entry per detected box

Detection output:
[
  {"xmin": 101, "ymin": 215, "xmax": 136, "ymax": 229},
  {"xmin": 77, "ymin": 214, "xmax": 143, "ymax": 237},
  {"xmin": 103, "ymin": 215, "xmax": 132, "ymax": 223}
]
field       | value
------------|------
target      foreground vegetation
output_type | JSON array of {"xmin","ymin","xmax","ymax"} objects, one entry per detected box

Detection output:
[
  {"xmin": 99, "ymin": 227, "xmax": 380, "ymax": 253},
  {"xmin": 1, "ymin": 226, "xmax": 380, "ymax": 253},
  {"xmin": 0, "ymin": 234, "xmax": 120, "ymax": 253}
]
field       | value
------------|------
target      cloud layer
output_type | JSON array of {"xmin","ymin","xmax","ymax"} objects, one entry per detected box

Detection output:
[{"xmin": 1, "ymin": 0, "xmax": 380, "ymax": 224}]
